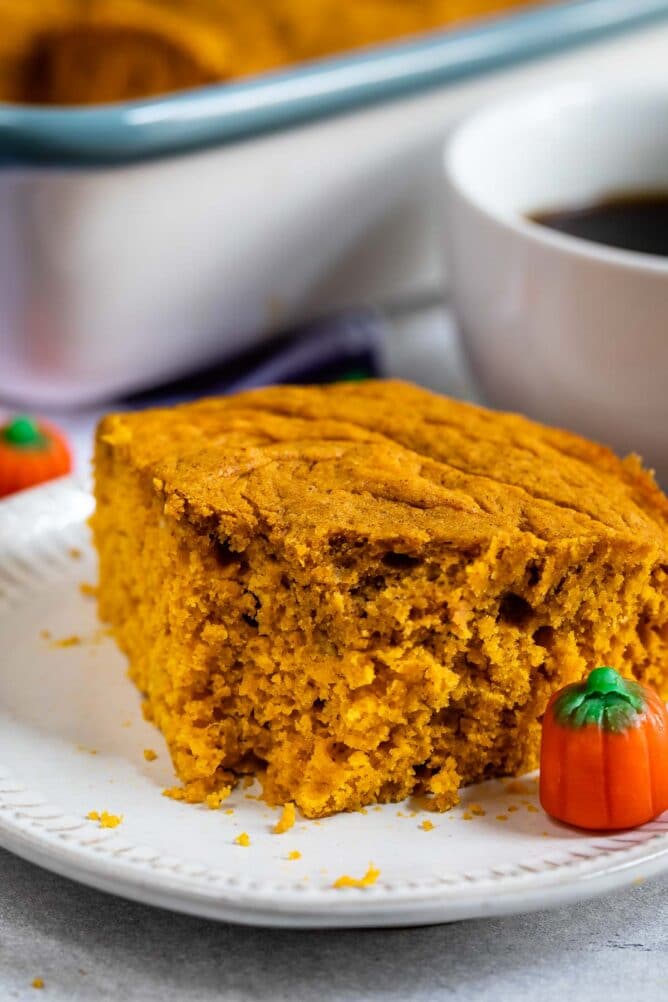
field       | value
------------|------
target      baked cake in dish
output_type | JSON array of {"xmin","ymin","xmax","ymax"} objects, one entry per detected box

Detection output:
[{"xmin": 92, "ymin": 381, "xmax": 668, "ymax": 817}]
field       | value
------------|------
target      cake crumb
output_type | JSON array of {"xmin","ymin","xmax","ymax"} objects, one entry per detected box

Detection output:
[
  {"xmin": 333, "ymin": 864, "xmax": 380, "ymax": 889},
  {"xmin": 86, "ymin": 810, "xmax": 122, "ymax": 828},
  {"xmin": 373, "ymin": 806, "xmax": 382, "ymax": 813},
  {"xmin": 206, "ymin": 792, "xmax": 227, "ymax": 810},
  {"xmin": 79, "ymin": 582, "xmax": 97, "ymax": 598},
  {"xmin": 143, "ymin": 748, "xmax": 158, "ymax": 762},
  {"xmin": 469, "ymin": 804, "xmax": 486, "ymax": 817},
  {"xmin": 243, "ymin": 776, "xmax": 254, "ymax": 789},
  {"xmin": 273, "ymin": 802, "xmax": 296, "ymax": 834},
  {"xmin": 53, "ymin": 634, "xmax": 81, "ymax": 648},
  {"xmin": 235, "ymin": 832, "xmax": 251, "ymax": 847},
  {"xmin": 505, "ymin": 780, "xmax": 531, "ymax": 795},
  {"xmin": 40, "ymin": 629, "xmax": 51, "ymax": 640},
  {"xmin": 507, "ymin": 804, "xmax": 519, "ymax": 812},
  {"xmin": 224, "ymin": 808, "xmax": 235, "ymax": 816},
  {"xmin": 461, "ymin": 811, "xmax": 473, "ymax": 821},
  {"xmin": 77, "ymin": 745, "xmax": 97, "ymax": 755},
  {"xmin": 526, "ymin": 804, "xmax": 539, "ymax": 813},
  {"xmin": 31, "ymin": 978, "xmax": 44, "ymax": 989},
  {"xmin": 496, "ymin": 814, "xmax": 508, "ymax": 822},
  {"xmin": 288, "ymin": 850, "xmax": 302, "ymax": 861},
  {"xmin": 419, "ymin": 819, "xmax": 435, "ymax": 831},
  {"xmin": 69, "ymin": 547, "xmax": 82, "ymax": 560}
]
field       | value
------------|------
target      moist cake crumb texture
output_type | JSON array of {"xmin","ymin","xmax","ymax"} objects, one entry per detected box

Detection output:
[{"xmin": 91, "ymin": 380, "xmax": 668, "ymax": 818}]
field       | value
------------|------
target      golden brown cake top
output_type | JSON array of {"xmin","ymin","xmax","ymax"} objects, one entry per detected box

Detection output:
[{"xmin": 96, "ymin": 381, "xmax": 668, "ymax": 561}]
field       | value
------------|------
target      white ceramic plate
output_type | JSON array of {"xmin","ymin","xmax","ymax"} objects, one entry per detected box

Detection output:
[{"xmin": 1, "ymin": 478, "xmax": 667, "ymax": 928}]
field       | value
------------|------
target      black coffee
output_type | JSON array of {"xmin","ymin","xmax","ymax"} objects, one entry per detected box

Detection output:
[{"xmin": 530, "ymin": 192, "xmax": 668, "ymax": 257}]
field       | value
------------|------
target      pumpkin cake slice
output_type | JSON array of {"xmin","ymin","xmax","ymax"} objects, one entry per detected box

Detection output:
[{"xmin": 91, "ymin": 380, "xmax": 668, "ymax": 817}]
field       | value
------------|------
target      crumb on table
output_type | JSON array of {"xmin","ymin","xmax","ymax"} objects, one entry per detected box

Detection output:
[
  {"xmin": 332, "ymin": 864, "xmax": 380, "ymax": 889},
  {"xmin": 234, "ymin": 832, "xmax": 251, "ymax": 847},
  {"xmin": 143, "ymin": 748, "xmax": 158, "ymax": 762},
  {"xmin": 272, "ymin": 802, "xmax": 296, "ymax": 834},
  {"xmin": 288, "ymin": 850, "xmax": 301, "ymax": 861},
  {"xmin": 419, "ymin": 819, "xmax": 435, "ymax": 831},
  {"xmin": 31, "ymin": 978, "xmax": 44, "ymax": 990},
  {"xmin": 86, "ymin": 810, "xmax": 123, "ymax": 829},
  {"xmin": 69, "ymin": 547, "xmax": 82, "ymax": 560},
  {"xmin": 79, "ymin": 582, "xmax": 97, "ymax": 598}
]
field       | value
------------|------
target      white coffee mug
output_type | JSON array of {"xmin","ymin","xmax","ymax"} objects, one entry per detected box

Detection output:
[{"xmin": 444, "ymin": 81, "xmax": 668, "ymax": 482}]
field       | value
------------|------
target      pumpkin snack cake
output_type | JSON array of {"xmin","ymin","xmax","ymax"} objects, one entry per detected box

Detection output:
[{"xmin": 91, "ymin": 381, "xmax": 668, "ymax": 818}]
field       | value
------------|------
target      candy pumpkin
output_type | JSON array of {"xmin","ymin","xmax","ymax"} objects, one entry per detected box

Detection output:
[
  {"xmin": 540, "ymin": 666, "xmax": 668, "ymax": 830},
  {"xmin": 0, "ymin": 415, "xmax": 72, "ymax": 498}
]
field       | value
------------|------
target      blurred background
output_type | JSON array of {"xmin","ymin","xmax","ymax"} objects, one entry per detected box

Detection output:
[{"xmin": 1, "ymin": 0, "xmax": 668, "ymax": 471}]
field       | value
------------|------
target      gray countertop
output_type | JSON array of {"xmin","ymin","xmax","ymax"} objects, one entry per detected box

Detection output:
[{"xmin": 2, "ymin": 848, "xmax": 667, "ymax": 1001}]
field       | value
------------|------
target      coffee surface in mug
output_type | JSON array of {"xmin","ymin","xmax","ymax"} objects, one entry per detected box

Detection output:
[{"xmin": 530, "ymin": 192, "xmax": 668, "ymax": 257}]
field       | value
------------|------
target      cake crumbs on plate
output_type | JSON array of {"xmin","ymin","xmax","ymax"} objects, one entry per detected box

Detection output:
[
  {"xmin": 86, "ymin": 810, "xmax": 123, "ymax": 828},
  {"xmin": 507, "ymin": 804, "xmax": 519, "ymax": 812},
  {"xmin": 272, "ymin": 802, "xmax": 296, "ymax": 834},
  {"xmin": 79, "ymin": 582, "xmax": 97, "ymax": 598},
  {"xmin": 164, "ymin": 782, "xmax": 232, "ymax": 805},
  {"xmin": 39, "ymin": 629, "xmax": 51, "ymax": 640},
  {"xmin": 496, "ymin": 814, "xmax": 509, "ymax": 822},
  {"xmin": 526, "ymin": 804, "xmax": 539, "ymax": 813},
  {"xmin": 143, "ymin": 748, "xmax": 158, "ymax": 762},
  {"xmin": 68, "ymin": 547, "xmax": 82, "ymax": 560},
  {"xmin": 52, "ymin": 634, "xmax": 81, "ymax": 648},
  {"xmin": 504, "ymin": 780, "xmax": 532, "ymax": 795},
  {"xmin": 234, "ymin": 832, "xmax": 251, "ymax": 847},
  {"xmin": 224, "ymin": 808, "xmax": 235, "ymax": 815},
  {"xmin": 205, "ymin": 791, "xmax": 227, "ymax": 810},
  {"xmin": 288, "ymin": 850, "xmax": 301, "ymax": 861},
  {"xmin": 469, "ymin": 804, "xmax": 485, "ymax": 817},
  {"xmin": 77, "ymin": 745, "xmax": 98, "ymax": 755},
  {"xmin": 461, "ymin": 811, "xmax": 473, "ymax": 821},
  {"xmin": 419, "ymin": 819, "xmax": 435, "ymax": 831},
  {"xmin": 31, "ymin": 977, "xmax": 44, "ymax": 989},
  {"xmin": 333, "ymin": 865, "xmax": 380, "ymax": 889}
]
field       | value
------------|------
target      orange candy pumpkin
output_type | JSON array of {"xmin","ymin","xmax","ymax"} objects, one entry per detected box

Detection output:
[
  {"xmin": 540, "ymin": 666, "xmax": 668, "ymax": 830},
  {"xmin": 0, "ymin": 415, "xmax": 72, "ymax": 498}
]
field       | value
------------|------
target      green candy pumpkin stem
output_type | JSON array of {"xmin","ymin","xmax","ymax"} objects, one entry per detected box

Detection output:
[
  {"xmin": 553, "ymin": 665, "xmax": 646, "ymax": 732},
  {"xmin": 1, "ymin": 416, "xmax": 48, "ymax": 450}
]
